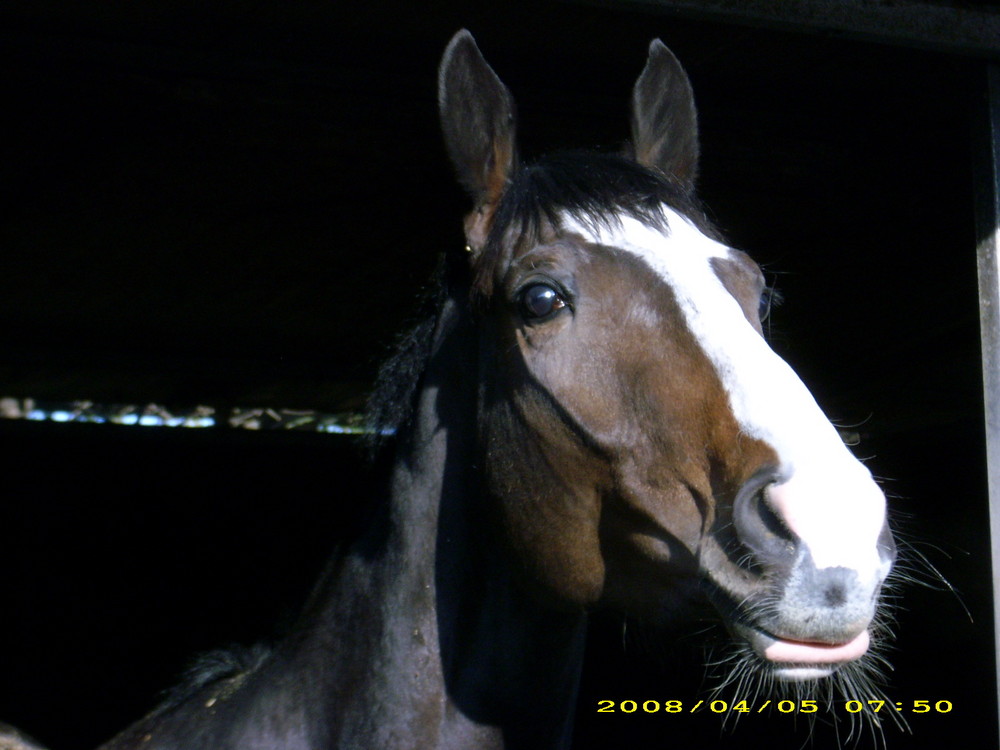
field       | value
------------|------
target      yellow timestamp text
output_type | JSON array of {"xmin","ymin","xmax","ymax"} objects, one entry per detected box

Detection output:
[{"xmin": 596, "ymin": 699, "xmax": 954, "ymax": 715}]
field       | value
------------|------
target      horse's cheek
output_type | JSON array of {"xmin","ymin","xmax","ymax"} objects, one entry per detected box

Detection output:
[
  {"xmin": 499, "ymin": 484, "xmax": 607, "ymax": 607},
  {"xmin": 482, "ymin": 414, "xmax": 609, "ymax": 607},
  {"xmin": 527, "ymin": 533, "xmax": 607, "ymax": 608}
]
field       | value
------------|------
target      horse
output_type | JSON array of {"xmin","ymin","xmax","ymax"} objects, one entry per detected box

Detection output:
[{"xmin": 5, "ymin": 29, "xmax": 897, "ymax": 750}]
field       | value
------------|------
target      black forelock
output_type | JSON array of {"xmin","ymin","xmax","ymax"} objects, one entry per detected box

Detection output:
[{"xmin": 472, "ymin": 150, "xmax": 720, "ymax": 299}]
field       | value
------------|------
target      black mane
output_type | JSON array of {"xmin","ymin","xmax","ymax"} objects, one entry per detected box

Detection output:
[
  {"xmin": 363, "ymin": 256, "xmax": 453, "ymax": 454},
  {"xmin": 365, "ymin": 149, "xmax": 718, "ymax": 449}
]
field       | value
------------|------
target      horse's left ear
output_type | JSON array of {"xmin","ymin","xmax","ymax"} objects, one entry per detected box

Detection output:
[
  {"xmin": 630, "ymin": 40, "xmax": 700, "ymax": 190},
  {"xmin": 439, "ymin": 30, "xmax": 518, "ymax": 252}
]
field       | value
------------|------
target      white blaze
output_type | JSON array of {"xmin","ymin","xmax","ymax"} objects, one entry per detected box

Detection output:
[{"xmin": 562, "ymin": 210, "xmax": 887, "ymax": 577}]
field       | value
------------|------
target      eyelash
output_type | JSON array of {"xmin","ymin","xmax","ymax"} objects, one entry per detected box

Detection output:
[{"xmin": 759, "ymin": 285, "xmax": 782, "ymax": 321}]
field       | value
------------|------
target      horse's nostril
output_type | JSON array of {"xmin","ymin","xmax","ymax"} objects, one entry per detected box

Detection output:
[
  {"xmin": 757, "ymin": 491, "xmax": 794, "ymax": 544},
  {"xmin": 733, "ymin": 468, "xmax": 798, "ymax": 569},
  {"xmin": 877, "ymin": 521, "xmax": 897, "ymax": 567}
]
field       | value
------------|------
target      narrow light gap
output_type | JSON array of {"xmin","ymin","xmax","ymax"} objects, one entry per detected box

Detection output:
[{"xmin": 0, "ymin": 397, "xmax": 386, "ymax": 435}]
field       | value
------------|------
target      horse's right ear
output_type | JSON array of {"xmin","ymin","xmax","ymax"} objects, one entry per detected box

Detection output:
[
  {"xmin": 439, "ymin": 30, "xmax": 517, "ymax": 250},
  {"xmin": 630, "ymin": 39, "xmax": 699, "ymax": 191}
]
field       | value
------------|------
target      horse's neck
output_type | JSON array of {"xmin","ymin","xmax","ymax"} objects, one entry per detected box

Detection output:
[{"xmin": 289, "ymin": 296, "xmax": 587, "ymax": 749}]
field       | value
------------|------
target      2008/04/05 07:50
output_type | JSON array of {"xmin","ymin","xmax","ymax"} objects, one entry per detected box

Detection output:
[{"xmin": 596, "ymin": 699, "xmax": 954, "ymax": 714}]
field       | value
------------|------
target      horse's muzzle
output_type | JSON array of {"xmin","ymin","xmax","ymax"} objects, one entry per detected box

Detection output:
[{"xmin": 729, "ymin": 465, "xmax": 895, "ymax": 679}]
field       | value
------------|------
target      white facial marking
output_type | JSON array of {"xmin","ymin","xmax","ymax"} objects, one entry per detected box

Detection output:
[{"xmin": 561, "ymin": 209, "xmax": 887, "ymax": 577}]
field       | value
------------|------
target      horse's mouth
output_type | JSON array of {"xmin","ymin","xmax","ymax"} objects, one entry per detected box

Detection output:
[
  {"xmin": 701, "ymin": 582, "xmax": 872, "ymax": 682},
  {"xmin": 731, "ymin": 621, "xmax": 871, "ymax": 681}
]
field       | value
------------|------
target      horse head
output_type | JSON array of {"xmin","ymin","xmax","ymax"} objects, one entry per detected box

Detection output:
[{"xmin": 439, "ymin": 29, "xmax": 895, "ymax": 686}]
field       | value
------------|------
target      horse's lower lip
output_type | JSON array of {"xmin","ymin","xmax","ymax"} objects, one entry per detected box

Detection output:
[
  {"xmin": 733, "ymin": 626, "xmax": 871, "ymax": 682},
  {"xmin": 763, "ymin": 630, "xmax": 870, "ymax": 664},
  {"xmin": 702, "ymin": 584, "xmax": 871, "ymax": 673},
  {"xmin": 741, "ymin": 626, "xmax": 870, "ymax": 666}
]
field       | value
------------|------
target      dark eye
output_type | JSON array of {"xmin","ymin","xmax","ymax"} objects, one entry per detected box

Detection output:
[
  {"xmin": 520, "ymin": 283, "xmax": 567, "ymax": 320},
  {"xmin": 758, "ymin": 286, "xmax": 781, "ymax": 322}
]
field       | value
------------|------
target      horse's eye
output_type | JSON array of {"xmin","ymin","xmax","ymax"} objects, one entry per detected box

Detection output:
[
  {"xmin": 520, "ymin": 283, "xmax": 567, "ymax": 320},
  {"xmin": 758, "ymin": 286, "xmax": 781, "ymax": 322}
]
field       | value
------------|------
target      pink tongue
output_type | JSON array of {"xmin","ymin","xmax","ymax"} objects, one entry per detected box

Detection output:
[{"xmin": 764, "ymin": 630, "xmax": 869, "ymax": 664}]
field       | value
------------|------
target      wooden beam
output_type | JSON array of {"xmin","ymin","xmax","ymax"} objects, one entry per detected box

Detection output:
[
  {"xmin": 582, "ymin": 0, "xmax": 1000, "ymax": 58},
  {"xmin": 976, "ymin": 63, "xmax": 1000, "ymax": 731}
]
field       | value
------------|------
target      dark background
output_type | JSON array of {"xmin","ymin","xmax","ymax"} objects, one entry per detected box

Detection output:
[{"xmin": 0, "ymin": 1, "xmax": 993, "ymax": 748}]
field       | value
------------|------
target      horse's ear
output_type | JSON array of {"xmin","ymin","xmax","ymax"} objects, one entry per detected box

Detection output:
[
  {"xmin": 439, "ymin": 30, "xmax": 517, "ymax": 250},
  {"xmin": 630, "ymin": 39, "xmax": 699, "ymax": 190}
]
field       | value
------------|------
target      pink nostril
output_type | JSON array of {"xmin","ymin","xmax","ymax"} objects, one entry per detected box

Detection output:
[
  {"xmin": 733, "ymin": 467, "xmax": 797, "ymax": 568},
  {"xmin": 764, "ymin": 464, "xmax": 887, "ymax": 574}
]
